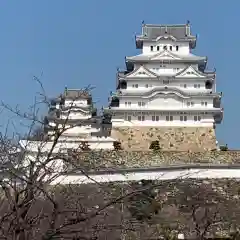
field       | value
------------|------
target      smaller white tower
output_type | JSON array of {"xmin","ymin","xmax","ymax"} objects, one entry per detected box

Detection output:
[{"xmin": 19, "ymin": 88, "xmax": 115, "ymax": 153}]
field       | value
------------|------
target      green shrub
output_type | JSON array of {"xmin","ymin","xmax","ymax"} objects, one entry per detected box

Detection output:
[
  {"xmin": 149, "ymin": 140, "xmax": 161, "ymax": 151},
  {"xmin": 113, "ymin": 141, "xmax": 122, "ymax": 150},
  {"xmin": 220, "ymin": 144, "xmax": 228, "ymax": 151}
]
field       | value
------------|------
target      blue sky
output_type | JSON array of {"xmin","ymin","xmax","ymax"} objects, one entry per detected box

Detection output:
[{"xmin": 0, "ymin": 0, "xmax": 238, "ymax": 147}]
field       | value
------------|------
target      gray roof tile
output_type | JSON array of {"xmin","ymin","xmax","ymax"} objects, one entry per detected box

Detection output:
[{"xmin": 141, "ymin": 24, "xmax": 194, "ymax": 40}]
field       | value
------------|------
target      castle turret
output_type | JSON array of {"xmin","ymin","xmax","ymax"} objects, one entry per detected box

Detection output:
[{"xmin": 20, "ymin": 88, "xmax": 115, "ymax": 152}]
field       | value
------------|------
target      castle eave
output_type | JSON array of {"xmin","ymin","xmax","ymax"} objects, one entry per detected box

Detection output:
[
  {"xmin": 135, "ymin": 23, "xmax": 197, "ymax": 49},
  {"xmin": 118, "ymin": 87, "xmax": 221, "ymax": 98},
  {"xmin": 106, "ymin": 107, "xmax": 222, "ymax": 113}
]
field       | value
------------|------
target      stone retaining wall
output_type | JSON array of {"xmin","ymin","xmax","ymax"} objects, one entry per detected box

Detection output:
[
  {"xmin": 111, "ymin": 127, "xmax": 217, "ymax": 151},
  {"xmin": 69, "ymin": 150, "xmax": 240, "ymax": 170}
]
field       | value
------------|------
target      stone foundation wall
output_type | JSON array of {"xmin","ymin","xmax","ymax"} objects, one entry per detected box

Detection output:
[
  {"xmin": 69, "ymin": 150, "xmax": 240, "ymax": 170},
  {"xmin": 111, "ymin": 127, "xmax": 217, "ymax": 151}
]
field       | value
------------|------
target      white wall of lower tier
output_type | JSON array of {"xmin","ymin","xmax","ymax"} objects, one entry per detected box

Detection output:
[
  {"xmin": 59, "ymin": 112, "xmax": 92, "ymax": 120},
  {"xmin": 121, "ymin": 83, "xmax": 213, "ymax": 92},
  {"xmin": 111, "ymin": 118, "xmax": 214, "ymax": 127},
  {"xmin": 110, "ymin": 110, "xmax": 217, "ymax": 127},
  {"xmin": 50, "ymin": 167, "xmax": 240, "ymax": 185},
  {"xmin": 55, "ymin": 100, "xmax": 89, "ymax": 109},
  {"xmin": 19, "ymin": 138, "xmax": 115, "ymax": 152},
  {"xmin": 119, "ymin": 97, "xmax": 214, "ymax": 109},
  {"xmin": 142, "ymin": 41, "xmax": 190, "ymax": 55},
  {"xmin": 48, "ymin": 124, "xmax": 100, "ymax": 134}
]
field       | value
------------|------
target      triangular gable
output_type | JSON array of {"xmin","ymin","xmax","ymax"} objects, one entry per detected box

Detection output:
[
  {"xmin": 125, "ymin": 66, "xmax": 158, "ymax": 78},
  {"xmin": 175, "ymin": 66, "xmax": 206, "ymax": 78},
  {"xmin": 150, "ymin": 50, "xmax": 181, "ymax": 60}
]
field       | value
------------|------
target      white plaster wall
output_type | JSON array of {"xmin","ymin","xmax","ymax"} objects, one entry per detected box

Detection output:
[
  {"xmin": 142, "ymin": 41, "xmax": 190, "ymax": 55},
  {"xmin": 119, "ymin": 97, "xmax": 213, "ymax": 109},
  {"xmin": 111, "ymin": 114, "xmax": 214, "ymax": 127},
  {"xmin": 19, "ymin": 138, "xmax": 115, "ymax": 153},
  {"xmin": 149, "ymin": 97, "xmax": 183, "ymax": 108},
  {"xmin": 60, "ymin": 125, "xmax": 99, "ymax": 135},
  {"xmin": 50, "ymin": 168, "xmax": 240, "ymax": 185},
  {"xmin": 124, "ymin": 80, "xmax": 211, "ymax": 93},
  {"xmin": 65, "ymin": 99, "xmax": 88, "ymax": 107},
  {"xmin": 60, "ymin": 112, "xmax": 92, "ymax": 120}
]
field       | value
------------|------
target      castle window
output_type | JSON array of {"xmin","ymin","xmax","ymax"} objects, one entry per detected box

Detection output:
[
  {"xmin": 194, "ymin": 116, "xmax": 201, "ymax": 121},
  {"xmin": 180, "ymin": 115, "xmax": 187, "ymax": 121},
  {"xmin": 163, "ymin": 79, "xmax": 169, "ymax": 85},
  {"xmin": 169, "ymin": 46, "xmax": 172, "ymax": 51},
  {"xmin": 163, "ymin": 45, "xmax": 167, "ymax": 50},
  {"xmin": 150, "ymin": 46, "xmax": 153, "ymax": 51},
  {"xmin": 152, "ymin": 115, "xmax": 159, "ymax": 121},
  {"xmin": 184, "ymin": 84, "xmax": 187, "ymax": 88},
  {"xmin": 138, "ymin": 115, "xmax": 145, "ymax": 121},
  {"xmin": 205, "ymin": 80, "xmax": 213, "ymax": 89},
  {"xmin": 157, "ymin": 46, "xmax": 160, "ymax": 51},
  {"xmin": 138, "ymin": 102, "xmax": 145, "ymax": 107},
  {"xmin": 124, "ymin": 114, "xmax": 131, "ymax": 121},
  {"xmin": 118, "ymin": 80, "xmax": 127, "ymax": 89},
  {"xmin": 132, "ymin": 84, "xmax": 138, "ymax": 88},
  {"xmin": 176, "ymin": 46, "xmax": 179, "ymax": 51},
  {"xmin": 145, "ymin": 84, "xmax": 149, "ymax": 88},
  {"xmin": 166, "ymin": 115, "xmax": 173, "ymax": 121},
  {"xmin": 187, "ymin": 102, "xmax": 194, "ymax": 107}
]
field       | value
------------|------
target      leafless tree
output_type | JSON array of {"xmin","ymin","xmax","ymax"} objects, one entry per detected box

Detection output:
[
  {"xmin": 0, "ymin": 78, "xmax": 137, "ymax": 240},
  {"xmin": 0, "ymin": 78, "xmax": 240, "ymax": 240}
]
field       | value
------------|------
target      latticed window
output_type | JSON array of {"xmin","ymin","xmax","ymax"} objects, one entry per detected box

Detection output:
[
  {"xmin": 166, "ymin": 115, "xmax": 173, "ymax": 121},
  {"xmin": 194, "ymin": 115, "xmax": 201, "ymax": 121},
  {"xmin": 152, "ymin": 115, "xmax": 159, "ymax": 121}
]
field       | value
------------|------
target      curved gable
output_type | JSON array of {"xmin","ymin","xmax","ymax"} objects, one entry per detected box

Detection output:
[
  {"xmin": 124, "ymin": 65, "xmax": 158, "ymax": 79},
  {"xmin": 150, "ymin": 50, "xmax": 181, "ymax": 60},
  {"xmin": 142, "ymin": 88, "xmax": 190, "ymax": 99},
  {"xmin": 156, "ymin": 35, "xmax": 177, "ymax": 42},
  {"xmin": 175, "ymin": 65, "xmax": 215, "ymax": 78}
]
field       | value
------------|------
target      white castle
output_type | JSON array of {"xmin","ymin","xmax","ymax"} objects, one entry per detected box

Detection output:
[
  {"xmin": 20, "ymin": 22, "xmax": 223, "ymax": 153},
  {"xmin": 19, "ymin": 88, "xmax": 115, "ymax": 152},
  {"xmin": 106, "ymin": 22, "xmax": 223, "ymax": 127}
]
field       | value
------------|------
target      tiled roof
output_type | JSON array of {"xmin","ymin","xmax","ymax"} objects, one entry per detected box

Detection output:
[
  {"xmin": 140, "ymin": 24, "xmax": 195, "ymax": 40},
  {"xmin": 64, "ymin": 89, "xmax": 91, "ymax": 99}
]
